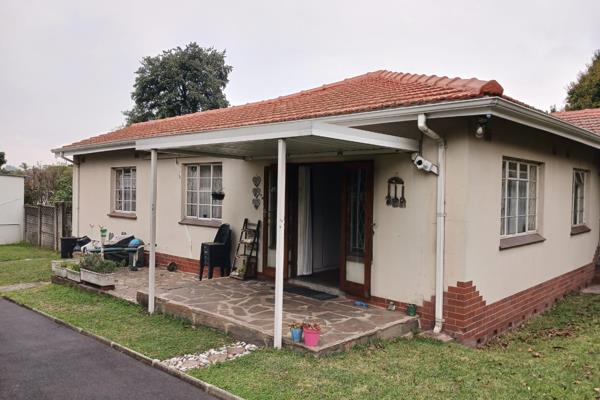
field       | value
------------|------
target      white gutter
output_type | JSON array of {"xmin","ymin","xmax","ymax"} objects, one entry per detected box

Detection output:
[{"xmin": 417, "ymin": 114, "xmax": 445, "ymax": 334}]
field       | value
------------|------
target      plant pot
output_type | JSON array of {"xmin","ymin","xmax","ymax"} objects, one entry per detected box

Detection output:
[
  {"xmin": 211, "ymin": 192, "xmax": 225, "ymax": 201},
  {"xmin": 66, "ymin": 269, "xmax": 81, "ymax": 283},
  {"xmin": 290, "ymin": 327, "xmax": 303, "ymax": 343},
  {"xmin": 80, "ymin": 269, "xmax": 116, "ymax": 288},
  {"xmin": 303, "ymin": 327, "xmax": 321, "ymax": 347},
  {"xmin": 51, "ymin": 261, "xmax": 68, "ymax": 278}
]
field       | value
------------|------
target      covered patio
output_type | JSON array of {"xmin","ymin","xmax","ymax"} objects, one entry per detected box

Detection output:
[
  {"xmin": 111, "ymin": 268, "xmax": 418, "ymax": 355},
  {"xmin": 136, "ymin": 119, "xmax": 420, "ymax": 349}
]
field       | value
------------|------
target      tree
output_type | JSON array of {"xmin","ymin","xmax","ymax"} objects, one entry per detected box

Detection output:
[
  {"xmin": 123, "ymin": 43, "xmax": 232, "ymax": 124},
  {"xmin": 565, "ymin": 50, "xmax": 600, "ymax": 111},
  {"xmin": 22, "ymin": 164, "xmax": 72, "ymax": 205},
  {"xmin": 0, "ymin": 151, "xmax": 6, "ymax": 169}
]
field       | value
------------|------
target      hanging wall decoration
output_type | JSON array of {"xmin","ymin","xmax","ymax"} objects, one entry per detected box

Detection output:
[
  {"xmin": 252, "ymin": 176, "xmax": 262, "ymax": 209},
  {"xmin": 386, "ymin": 177, "xmax": 406, "ymax": 208}
]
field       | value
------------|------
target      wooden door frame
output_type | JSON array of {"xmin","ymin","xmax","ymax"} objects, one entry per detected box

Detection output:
[
  {"xmin": 261, "ymin": 164, "xmax": 297, "ymax": 279},
  {"xmin": 262, "ymin": 160, "xmax": 374, "ymax": 300},
  {"xmin": 339, "ymin": 160, "xmax": 374, "ymax": 298}
]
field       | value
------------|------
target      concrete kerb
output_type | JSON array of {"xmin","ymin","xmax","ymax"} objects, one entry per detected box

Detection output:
[{"xmin": 1, "ymin": 294, "xmax": 245, "ymax": 400}]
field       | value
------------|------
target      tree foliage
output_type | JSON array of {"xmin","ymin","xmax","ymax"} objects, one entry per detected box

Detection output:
[
  {"xmin": 21, "ymin": 164, "xmax": 72, "ymax": 205},
  {"xmin": 0, "ymin": 151, "xmax": 6, "ymax": 169},
  {"xmin": 124, "ymin": 43, "xmax": 232, "ymax": 124},
  {"xmin": 565, "ymin": 50, "xmax": 600, "ymax": 111}
]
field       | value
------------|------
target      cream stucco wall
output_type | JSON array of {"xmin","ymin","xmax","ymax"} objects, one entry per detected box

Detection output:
[
  {"xmin": 74, "ymin": 116, "xmax": 600, "ymax": 308},
  {"xmin": 454, "ymin": 119, "xmax": 600, "ymax": 304},
  {"xmin": 76, "ymin": 150, "xmax": 266, "ymax": 266}
]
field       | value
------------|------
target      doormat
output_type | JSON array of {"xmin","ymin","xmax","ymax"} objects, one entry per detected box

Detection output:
[{"xmin": 278, "ymin": 285, "xmax": 338, "ymax": 300}]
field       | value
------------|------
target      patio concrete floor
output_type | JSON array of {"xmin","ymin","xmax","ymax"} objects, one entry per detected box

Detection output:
[{"xmin": 111, "ymin": 268, "xmax": 418, "ymax": 354}]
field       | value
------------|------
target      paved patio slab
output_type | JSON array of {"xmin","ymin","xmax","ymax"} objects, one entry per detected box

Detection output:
[{"xmin": 111, "ymin": 268, "xmax": 418, "ymax": 355}]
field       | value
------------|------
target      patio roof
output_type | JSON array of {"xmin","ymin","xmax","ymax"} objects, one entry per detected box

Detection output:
[{"xmin": 135, "ymin": 120, "xmax": 419, "ymax": 158}]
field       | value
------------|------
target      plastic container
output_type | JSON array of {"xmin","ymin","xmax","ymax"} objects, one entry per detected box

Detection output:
[
  {"xmin": 290, "ymin": 327, "xmax": 303, "ymax": 343},
  {"xmin": 303, "ymin": 327, "xmax": 321, "ymax": 347}
]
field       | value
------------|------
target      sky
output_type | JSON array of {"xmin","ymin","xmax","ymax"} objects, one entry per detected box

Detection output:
[{"xmin": 0, "ymin": 0, "xmax": 599, "ymax": 166}]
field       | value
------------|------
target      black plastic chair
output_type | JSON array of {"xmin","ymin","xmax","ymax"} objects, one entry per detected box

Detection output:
[{"xmin": 199, "ymin": 224, "xmax": 232, "ymax": 280}]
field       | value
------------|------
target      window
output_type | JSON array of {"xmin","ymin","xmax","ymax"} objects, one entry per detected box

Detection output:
[
  {"xmin": 114, "ymin": 167, "xmax": 136, "ymax": 212},
  {"xmin": 572, "ymin": 170, "xmax": 586, "ymax": 226},
  {"xmin": 501, "ymin": 159, "xmax": 537, "ymax": 236},
  {"xmin": 185, "ymin": 164, "xmax": 222, "ymax": 220}
]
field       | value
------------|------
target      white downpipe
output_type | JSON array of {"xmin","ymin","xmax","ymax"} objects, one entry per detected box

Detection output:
[
  {"xmin": 274, "ymin": 139, "xmax": 286, "ymax": 348},
  {"xmin": 417, "ymin": 114, "xmax": 445, "ymax": 334},
  {"xmin": 148, "ymin": 149, "xmax": 158, "ymax": 314}
]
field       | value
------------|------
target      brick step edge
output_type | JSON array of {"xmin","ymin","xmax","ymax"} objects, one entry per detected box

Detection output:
[{"xmin": 0, "ymin": 295, "xmax": 244, "ymax": 400}]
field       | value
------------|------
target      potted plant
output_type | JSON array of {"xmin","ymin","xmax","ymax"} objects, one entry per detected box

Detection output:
[
  {"xmin": 79, "ymin": 254, "xmax": 120, "ymax": 288},
  {"xmin": 51, "ymin": 260, "xmax": 69, "ymax": 278},
  {"xmin": 65, "ymin": 263, "xmax": 81, "ymax": 283},
  {"xmin": 303, "ymin": 321, "xmax": 322, "ymax": 347},
  {"xmin": 289, "ymin": 321, "xmax": 303, "ymax": 343}
]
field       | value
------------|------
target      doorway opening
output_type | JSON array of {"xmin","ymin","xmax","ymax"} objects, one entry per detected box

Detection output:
[
  {"xmin": 262, "ymin": 160, "xmax": 373, "ymax": 298},
  {"xmin": 289, "ymin": 164, "xmax": 343, "ymax": 294}
]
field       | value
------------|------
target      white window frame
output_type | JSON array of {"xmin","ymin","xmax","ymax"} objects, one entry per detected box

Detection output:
[
  {"xmin": 500, "ymin": 158, "xmax": 539, "ymax": 237},
  {"xmin": 571, "ymin": 169, "xmax": 587, "ymax": 227},
  {"xmin": 184, "ymin": 163, "xmax": 223, "ymax": 220},
  {"xmin": 113, "ymin": 167, "xmax": 136, "ymax": 213}
]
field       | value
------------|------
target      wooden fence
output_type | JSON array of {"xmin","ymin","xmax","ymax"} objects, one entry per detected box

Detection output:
[{"xmin": 24, "ymin": 202, "xmax": 72, "ymax": 250}]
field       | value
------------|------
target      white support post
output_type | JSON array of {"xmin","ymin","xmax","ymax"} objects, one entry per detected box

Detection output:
[
  {"xmin": 274, "ymin": 139, "xmax": 286, "ymax": 348},
  {"xmin": 148, "ymin": 149, "xmax": 158, "ymax": 314}
]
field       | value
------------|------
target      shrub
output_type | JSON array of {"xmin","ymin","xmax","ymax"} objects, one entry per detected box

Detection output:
[{"xmin": 80, "ymin": 254, "xmax": 120, "ymax": 274}]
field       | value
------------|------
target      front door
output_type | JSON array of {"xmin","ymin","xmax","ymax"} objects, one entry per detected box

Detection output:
[{"xmin": 339, "ymin": 161, "xmax": 374, "ymax": 298}]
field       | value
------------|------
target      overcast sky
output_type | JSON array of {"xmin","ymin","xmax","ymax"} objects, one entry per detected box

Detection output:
[{"xmin": 1, "ymin": 0, "xmax": 599, "ymax": 166}]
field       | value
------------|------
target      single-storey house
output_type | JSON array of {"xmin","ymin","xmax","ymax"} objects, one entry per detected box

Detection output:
[{"xmin": 52, "ymin": 71, "xmax": 600, "ymax": 347}]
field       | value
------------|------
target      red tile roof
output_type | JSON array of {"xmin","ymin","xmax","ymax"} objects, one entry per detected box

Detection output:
[
  {"xmin": 64, "ymin": 70, "xmax": 505, "ymax": 149},
  {"xmin": 552, "ymin": 108, "xmax": 600, "ymax": 135}
]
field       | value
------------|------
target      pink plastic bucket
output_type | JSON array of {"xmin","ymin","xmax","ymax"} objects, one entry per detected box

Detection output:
[{"xmin": 303, "ymin": 327, "xmax": 321, "ymax": 347}]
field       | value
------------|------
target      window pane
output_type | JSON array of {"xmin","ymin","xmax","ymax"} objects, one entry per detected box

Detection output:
[
  {"xmin": 200, "ymin": 165, "xmax": 211, "ymax": 178},
  {"xmin": 186, "ymin": 204, "xmax": 197, "ymax": 217},
  {"xmin": 518, "ymin": 199, "xmax": 527, "ymax": 216},
  {"xmin": 518, "ymin": 181, "xmax": 527, "ymax": 198},
  {"xmin": 213, "ymin": 164, "xmax": 222, "ymax": 177},
  {"xmin": 199, "ymin": 192, "xmax": 211, "ymax": 205},
  {"xmin": 212, "ymin": 205, "xmax": 222, "ymax": 219},
  {"xmin": 517, "ymin": 216, "xmax": 527, "ymax": 233},
  {"xmin": 508, "ymin": 199, "xmax": 517, "ymax": 217},
  {"xmin": 519, "ymin": 163, "xmax": 528, "ymax": 179},
  {"xmin": 528, "ymin": 215, "xmax": 536, "ymax": 230},
  {"xmin": 507, "ymin": 217, "xmax": 516, "ymax": 235},
  {"xmin": 199, "ymin": 205, "xmax": 210, "ymax": 219},
  {"xmin": 188, "ymin": 166, "xmax": 198, "ymax": 177},
  {"xmin": 508, "ymin": 162, "xmax": 517, "ymax": 178},
  {"xmin": 187, "ymin": 177, "xmax": 198, "ymax": 190},
  {"xmin": 528, "ymin": 181, "xmax": 536, "ymax": 198},
  {"xmin": 507, "ymin": 180, "xmax": 517, "ymax": 198},
  {"xmin": 529, "ymin": 165, "xmax": 537, "ymax": 181},
  {"xmin": 213, "ymin": 177, "xmax": 223, "ymax": 192},
  {"xmin": 200, "ymin": 177, "xmax": 211, "ymax": 190},
  {"xmin": 528, "ymin": 198, "xmax": 536, "ymax": 215},
  {"xmin": 116, "ymin": 200, "xmax": 122, "ymax": 211},
  {"xmin": 500, "ymin": 217, "xmax": 506, "ymax": 235}
]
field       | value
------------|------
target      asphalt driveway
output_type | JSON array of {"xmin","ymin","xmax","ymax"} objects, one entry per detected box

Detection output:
[{"xmin": 0, "ymin": 298, "xmax": 216, "ymax": 400}]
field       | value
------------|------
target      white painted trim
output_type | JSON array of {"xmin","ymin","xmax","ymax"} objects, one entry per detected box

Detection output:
[
  {"xmin": 53, "ymin": 141, "xmax": 136, "ymax": 157},
  {"xmin": 148, "ymin": 149, "xmax": 158, "ymax": 314},
  {"xmin": 312, "ymin": 122, "xmax": 419, "ymax": 151},
  {"xmin": 273, "ymin": 139, "xmax": 286, "ymax": 349}
]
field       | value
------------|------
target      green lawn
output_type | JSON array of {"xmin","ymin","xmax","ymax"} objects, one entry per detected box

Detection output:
[
  {"xmin": 5, "ymin": 284, "xmax": 231, "ymax": 359},
  {"xmin": 0, "ymin": 243, "xmax": 58, "ymax": 286},
  {"xmin": 1, "ymin": 242, "xmax": 598, "ymax": 399},
  {"xmin": 189, "ymin": 293, "xmax": 600, "ymax": 400}
]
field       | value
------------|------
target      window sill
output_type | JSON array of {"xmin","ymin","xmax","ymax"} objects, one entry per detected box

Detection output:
[
  {"xmin": 571, "ymin": 225, "xmax": 591, "ymax": 236},
  {"xmin": 499, "ymin": 233, "xmax": 545, "ymax": 250},
  {"xmin": 107, "ymin": 212, "xmax": 137, "ymax": 220},
  {"xmin": 179, "ymin": 218, "xmax": 221, "ymax": 228}
]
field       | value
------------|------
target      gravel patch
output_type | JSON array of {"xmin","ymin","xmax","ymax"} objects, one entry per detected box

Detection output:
[{"xmin": 162, "ymin": 342, "xmax": 258, "ymax": 371}]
